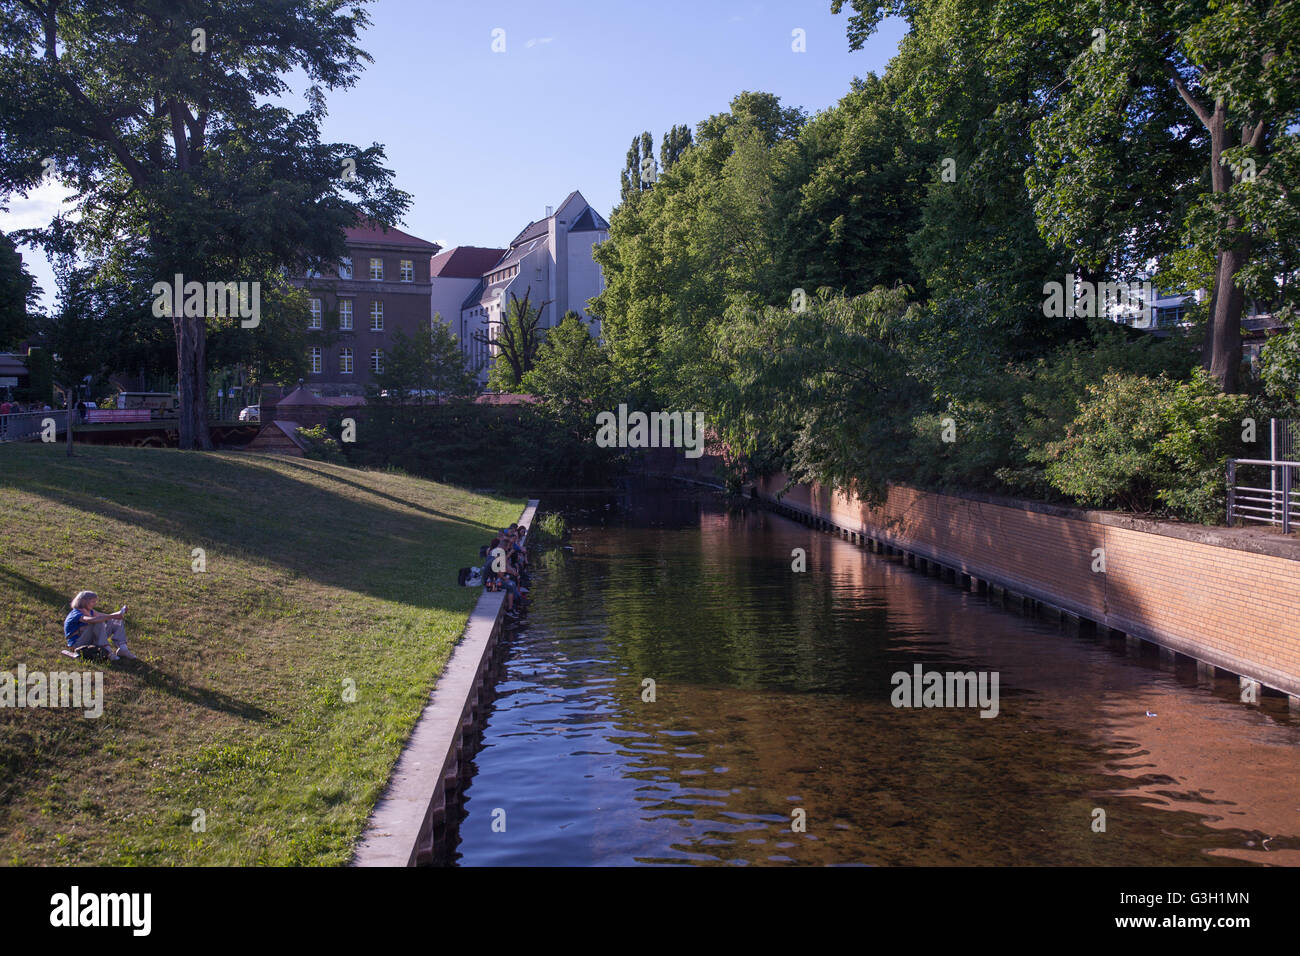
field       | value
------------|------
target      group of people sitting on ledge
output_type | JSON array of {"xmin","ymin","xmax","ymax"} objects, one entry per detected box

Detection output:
[{"xmin": 479, "ymin": 523, "xmax": 530, "ymax": 616}]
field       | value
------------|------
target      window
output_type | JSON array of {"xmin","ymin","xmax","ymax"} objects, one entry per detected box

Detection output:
[
  {"xmin": 536, "ymin": 265, "xmax": 543, "ymax": 281},
  {"xmin": 400, "ymin": 259, "xmax": 413, "ymax": 282},
  {"xmin": 369, "ymin": 257, "xmax": 383, "ymax": 281},
  {"xmin": 340, "ymin": 347, "xmax": 353, "ymax": 374},
  {"xmin": 1156, "ymin": 306, "xmax": 1186, "ymax": 328},
  {"xmin": 339, "ymin": 299, "xmax": 353, "ymax": 330},
  {"xmin": 370, "ymin": 301, "xmax": 384, "ymax": 331},
  {"xmin": 309, "ymin": 347, "xmax": 322, "ymax": 374},
  {"xmin": 308, "ymin": 298, "xmax": 322, "ymax": 329},
  {"xmin": 339, "ymin": 257, "xmax": 353, "ymax": 279},
  {"xmin": 305, "ymin": 265, "xmax": 322, "ymax": 278},
  {"xmin": 371, "ymin": 349, "xmax": 384, "ymax": 374}
]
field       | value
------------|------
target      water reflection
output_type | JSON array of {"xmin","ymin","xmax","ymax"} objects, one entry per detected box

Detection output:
[{"xmin": 449, "ymin": 489, "xmax": 1300, "ymax": 866}]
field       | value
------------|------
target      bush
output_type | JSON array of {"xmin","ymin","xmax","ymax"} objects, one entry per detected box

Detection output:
[
  {"xmin": 1042, "ymin": 369, "xmax": 1252, "ymax": 522},
  {"xmin": 296, "ymin": 424, "xmax": 346, "ymax": 464}
]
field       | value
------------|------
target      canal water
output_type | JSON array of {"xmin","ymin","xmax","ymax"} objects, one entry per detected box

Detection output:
[{"xmin": 448, "ymin": 487, "xmax": 1300, "ymax": 866}]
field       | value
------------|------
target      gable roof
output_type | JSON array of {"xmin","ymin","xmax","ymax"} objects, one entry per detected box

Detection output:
[
  {"xmin": 345, "ymin": 219, "xmax": 441, "ymax": 253},
  {"xmin": 507, "ymin": 190, "xmax": 584, "ymax": 247},
  {"xmin": 431, "ymin": 246, "xmax": 507, "ymax": 278},
  {"xmin": 568, "ymin": 206, "xmax": 609, "ymax": 232}
]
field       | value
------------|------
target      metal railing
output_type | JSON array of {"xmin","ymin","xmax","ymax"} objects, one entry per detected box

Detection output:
[
  {"xmin": 1227, "ymin": 459, "xmax": 1300, "ymax": 534},
  {"xmin": 0, "ymin": 410, "xmax": 68, "ymax": 443}
]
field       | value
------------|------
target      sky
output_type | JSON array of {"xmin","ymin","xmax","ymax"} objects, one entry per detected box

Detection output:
[{"xmin": 1, "ymin": 0, "xmax": 907, "ymax": 311}]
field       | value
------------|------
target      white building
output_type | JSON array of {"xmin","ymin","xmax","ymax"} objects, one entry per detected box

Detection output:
[{"xmin": 434, "ymin": 190, "xmax": 609, "ymax": 384}]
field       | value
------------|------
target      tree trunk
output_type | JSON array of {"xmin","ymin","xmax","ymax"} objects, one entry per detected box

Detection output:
[
  {"xmin": 193, "ymin": 317, "xmax": 212, "ymax": 449},
  {"xmin": 1202, "ymin": 102, "xmax": 1246, "ymax": 393},
  {"xmin": 174, "ymin": 316, "xmax": 195, "ymax": 449}
]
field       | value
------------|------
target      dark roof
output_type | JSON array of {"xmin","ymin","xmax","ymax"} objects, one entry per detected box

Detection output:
[
  {"xmin": 568, "ymin": 207, "xmax": 609, "ymax": 232},
  {"xmin": 460, "ymin": 279, "xmax": 486, "ymax": 313},
  {"xmin": 431, "ymin": 246, "xmax": 507, "ymax": 278},
  {"xmin": 507, "ymin": 190, "xmax": 582, "ymax": 246},
  {"xmin": 274, "ymin": 386, "xmax": 327, "ymax": 407},
  {"xmin": 345, "ymin": 220, "xmax": 440, "ymax": 253}
]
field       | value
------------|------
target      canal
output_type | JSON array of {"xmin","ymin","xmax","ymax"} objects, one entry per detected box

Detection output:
[{"xmin": 447, "ymin": 486, "xmax": 1300, "ymax": 866}]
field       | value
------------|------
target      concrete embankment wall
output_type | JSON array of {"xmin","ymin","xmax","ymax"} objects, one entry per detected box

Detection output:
[
  {"xmin": 758, "ymin": 476, "xmax": 1300, "ymax": 699},
  {"xmin": 352, "ymin": 498, "xmax": 539, "ymax": 867}
]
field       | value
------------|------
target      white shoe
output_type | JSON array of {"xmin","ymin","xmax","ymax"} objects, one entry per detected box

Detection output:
[{"xmin": 115, "ymin": 647, "xmax": 138, "ymax": 660}]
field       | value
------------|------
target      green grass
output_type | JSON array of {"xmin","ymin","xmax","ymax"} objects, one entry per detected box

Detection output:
[{"xmin": 0, "ymin": 443, "xmax": 524, "ymax": 865}]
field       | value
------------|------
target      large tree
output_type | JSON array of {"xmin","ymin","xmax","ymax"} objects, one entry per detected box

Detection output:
[
  {"xmin": 0, "ymin": 0, "xmax": 409, "ymax": 447},
  {"xmin": 0, "ymin": 230, "xmax": 39, "ymax": 350}
]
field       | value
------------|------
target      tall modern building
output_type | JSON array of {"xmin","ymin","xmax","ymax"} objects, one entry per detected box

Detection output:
[
  {"xmin": 293, "ymin": 221, "xmax": 441, "ymax": 395},
  {"xmin": 435, "ymin": 190, "xmax": 609, "ymax": 383}
]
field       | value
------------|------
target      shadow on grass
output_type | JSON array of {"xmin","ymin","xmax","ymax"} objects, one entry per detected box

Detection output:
[
  {"xmin": 131, "ymin": 661, "xmax": 274, "ymax": 723},
  {"xmin": 5, "ymin": 446, "xmax": 520, "ymax": 610}
]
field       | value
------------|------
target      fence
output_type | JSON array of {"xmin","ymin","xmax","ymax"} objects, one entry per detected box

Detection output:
[
  {"xmin": 1227, "ymin": 459, "xmax": 1300, "ymax": 533},
  {"xmin": 0, "ymin": 410, "xmax": 68, "ymax": 443}
]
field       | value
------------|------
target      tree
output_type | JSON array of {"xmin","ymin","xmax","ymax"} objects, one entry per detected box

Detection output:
[
  {"xmin": 1023, "ymin": 0, "xmax": 1300, "ymax": 392},
  {"xmin": 620, "ymin": 131, "xmax": 657, "ymax": 202},
  {"xmin": 373, "ymin": 321, "xmax": 477, "ymax": 404},
  {"xmin": 520, "ymin": 312, "xmax": 612, "ymax": 414},
  {"xmin": 0, "ymin": 230, "xmax": 38, "ymax": 350},
  {"xmin": 660, "ymin": 124, "xmax": 693, "ymax": 173},
  {"xmin": 0, "ymin": 0, "xmax": 410, "ymax": 448},
  {"xmin": 475, "ymin": 289, "xmax": 548, "ymax": 390}
]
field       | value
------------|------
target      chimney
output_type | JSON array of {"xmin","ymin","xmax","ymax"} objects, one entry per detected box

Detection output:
[{"xmin": 545, "ymin": 205, "xmax": 553, "ymax": 217}]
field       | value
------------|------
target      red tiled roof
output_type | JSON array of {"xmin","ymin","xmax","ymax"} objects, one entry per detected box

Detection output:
[
  {"xmin": 345, "ymin": 219, "xmax": 440, "ymax": 252},
  {"xmin": 431, "ymin": 246, "xmax": 507, "ymax": 278}
]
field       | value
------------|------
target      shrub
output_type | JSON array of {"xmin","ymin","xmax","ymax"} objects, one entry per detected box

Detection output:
[
  {"xmin": 296, "ymin": 424, "xmax": 346, "ymax": 464},
  {"xmin": 1043, "ymin": 369, "xmax": 1251, "ymax": 522}
]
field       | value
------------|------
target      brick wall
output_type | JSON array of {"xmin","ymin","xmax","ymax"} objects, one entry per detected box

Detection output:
[{"xmin": 759, "ymin": 475, "xmax": 1300, "ymax": 697}]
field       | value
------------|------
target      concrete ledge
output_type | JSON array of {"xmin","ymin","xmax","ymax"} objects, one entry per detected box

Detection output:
[{"xmin": 351, "ymin": 498, "xmax": 539, "ymax": 867}]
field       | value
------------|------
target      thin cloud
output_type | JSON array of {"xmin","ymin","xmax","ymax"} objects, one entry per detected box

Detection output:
[{"xmin": 524, "ymin": 37, "xmax": 554, "ymax": 48}]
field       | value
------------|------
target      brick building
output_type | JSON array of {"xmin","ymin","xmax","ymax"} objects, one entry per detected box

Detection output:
[{"xmin": 293, "ymin": 221, "xmax": 441, "ymax": 395}]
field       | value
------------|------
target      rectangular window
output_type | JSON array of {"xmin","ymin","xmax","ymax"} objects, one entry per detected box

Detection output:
[
  {"xmin": 339, "ymin": 299, "xmax": 353, "ymax": 330},
  {"xmin": 400, "ymin": 259, "xmax": 414, "ymax": 282},
  {"xmin": 339, "ymin": 257, "xmax": 353, "ymax": 279},
  {"xmin": 370, "ymin": 301, "xmax": 384, "ymax": 331},
  {"xmin": 340, "ymin": 347, "xmax": 353, "ymax": 374},
  {"xmin": 371, "ymin": 349, "xmax": 384, "ymax": 374},
  {"xmin": 308, "ymin": 298, "xmax": 322, "ymax": 329},
  {"xmin": 536, "ymin": 265, "xmax": 543, "ymax": 281},
  {"xmin": 369, "ymin": 257, "xmax": 383, "ymax": 281},
  {"xmin": 309, "ymin": 346, "xmax": 322, "ymax": 374}
]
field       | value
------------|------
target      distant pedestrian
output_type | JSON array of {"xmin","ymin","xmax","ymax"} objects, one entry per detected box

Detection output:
[{"xmin": 0, "ymin": 400, "xmax": 11, "ymax": 415}]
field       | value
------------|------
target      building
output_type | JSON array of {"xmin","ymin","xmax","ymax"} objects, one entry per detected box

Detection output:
[
  {"xmin": 429, "ymin": 246, "xmax": 506, "ymax": 375},
  {"xmin": 293, "ymin": 221, "xmax": 441, "ymax": 395},
  {"xmin": 437, "ymin": 190, "xmax": 609, "ymax": 384}
]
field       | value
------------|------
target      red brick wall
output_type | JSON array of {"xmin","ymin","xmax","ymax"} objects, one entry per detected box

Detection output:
[{"xmin": 759, "ymin": 475, "xmax": 1300, "ymax": 697}]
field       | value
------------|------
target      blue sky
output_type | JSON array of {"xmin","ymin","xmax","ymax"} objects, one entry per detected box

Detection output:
[{"xmin": 3, "ymin": 0, "xmax": 906, "ymax": 310}]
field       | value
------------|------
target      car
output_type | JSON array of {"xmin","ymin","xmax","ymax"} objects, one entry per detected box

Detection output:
[{"xmin": 238, "ymin": 405, "xmax": 260, "ymax": 422}]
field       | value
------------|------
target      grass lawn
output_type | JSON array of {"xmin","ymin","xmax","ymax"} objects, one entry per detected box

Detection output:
[{"xmin": 0, "ymin": 443, "xmax": 524, "ymax": 865}]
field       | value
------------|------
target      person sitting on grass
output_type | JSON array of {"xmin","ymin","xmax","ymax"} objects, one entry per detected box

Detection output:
[{"xmin": 64, "ymin": 591, "xmax": 136, "ymax": 661}]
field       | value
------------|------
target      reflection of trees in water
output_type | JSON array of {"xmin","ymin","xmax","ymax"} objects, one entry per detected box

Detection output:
[{"xmin": 482, "ymin": 498, "xmax": 1300, "ymax": 865}]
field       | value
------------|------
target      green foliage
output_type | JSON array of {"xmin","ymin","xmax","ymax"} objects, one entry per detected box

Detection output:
[
  {"xmin": 529, "ymin": 512, "xmax": 567, "ymax": 549},
  {"xmin": 373, "ymin": 322, "xmax": 477, "ymax": 404},
  {"xmin": 481, "ymin": 289, "xmax": 546, "ymax": 391},
  {"xmin": 1260, "ymin": 311, "xmax": 1300, "ymax": 405},
  {"xmin": 296, "ymin": 424, "xmax": 346, "ymax": 464},
  {"xmin": 1042, "ymin": 370, "xmax": 1252, "ymax": 521},
  {"xmin": 0, "ymin": 230, "xmax": 37, "ymax": 350},
  {"xmin": 344, "ymin": 402, "xmax": 619, "ymax": 490}
]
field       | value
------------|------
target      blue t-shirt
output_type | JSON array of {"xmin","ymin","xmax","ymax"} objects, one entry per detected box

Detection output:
[{"xmin": 64, "ymin": 609, "xmax": 87, "ymax": 646}]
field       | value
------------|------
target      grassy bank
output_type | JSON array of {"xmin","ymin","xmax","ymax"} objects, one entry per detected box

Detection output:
[{"xmin": 0, "ymin": 444, "xmax": 523, "ymax": 865}]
